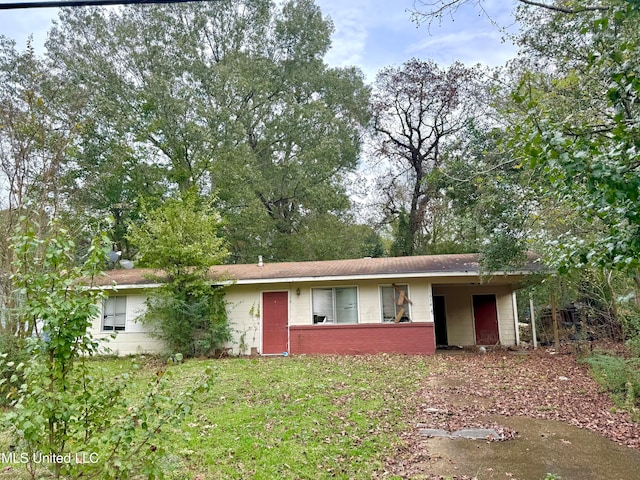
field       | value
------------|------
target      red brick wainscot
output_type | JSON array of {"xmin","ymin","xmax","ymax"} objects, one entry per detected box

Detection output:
[{"xmin": 289, "ymin": 323, "xmax": 435, "ymax": 355}]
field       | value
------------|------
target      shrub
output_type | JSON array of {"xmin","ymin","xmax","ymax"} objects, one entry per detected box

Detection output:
[
  {"xmin": 582, "ymin": 353, "xmax": 640, "ymax": 413},
  {"xmin": 143, "ymin": 279, "xmax": 231, "ymax": 357},
  {"xmin": 1, "ymin": 220, "xmax": 212, "ymax": 479},
  {"xmin": 619, "ymin": 306, "xmax": 640, "ymax": 356}
]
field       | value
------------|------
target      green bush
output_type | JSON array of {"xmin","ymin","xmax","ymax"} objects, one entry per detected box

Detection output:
[
  {"xmin": 144, "ymin": 280, "xmax": 232, "ymax": 358},
  {"xmin": 619, "ymin": 306, "xmax": 640, "ymax": 356},
  {"xmin": 583, "ymin": 353, "xmax": 640, "ymax": 413}
]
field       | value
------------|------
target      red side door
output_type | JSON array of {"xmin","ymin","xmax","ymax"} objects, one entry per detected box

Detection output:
[
  {"xmin": 262, "ymin": 291, "xmax": 289, "ymax": 354},
  {"xmin": 473, "ymin": 294, "xmax": 500, "ymax": 345}
]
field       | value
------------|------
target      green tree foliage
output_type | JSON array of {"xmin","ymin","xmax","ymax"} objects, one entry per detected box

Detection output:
[
  {"xmin": 0, "ymin": 37, "xmax": 79, "ymax": 328},
  {"xmin": 414, "ymin": 0, "xmax": 640, "ymax": 346},
  {"xmin": 0, "ymin": 38, "xmax": 90, "ymax": 399},
  {"xmin": 1, "ymin": 219, "xmax": 210, "ymax": 479},
  {"xmin": 46, "ymin": 0, "xmax": 371, "ymax": 263},
  {"xmin": 442, "ymin": 121, "xmax": 536, "ymax": 270},
  {"xmin": 511, "ymin": 2, "xmax": 640, "ymax": 279},
  {"xmin": 389, "ymin": 209, "xmax": 412, "ymax": 257},
  {"xmin": 415, "ymin": 1, "xmax": 640, "ymax": 277},
  {"xmin": 128, "ymin": 190, "xmax": 228, "ymax": 277},
  {"xmin": 127, "ymin": 190, "xmax": 231, "ymax": 357}
]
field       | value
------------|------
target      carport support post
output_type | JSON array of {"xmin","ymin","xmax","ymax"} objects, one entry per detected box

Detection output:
[
  {"xmin": 512, "ymin": 291, "xmax": 520, "ymax": 346},
  {"xmin": 529, "ymin": 293, "xmax": 538, "ymax": 349}
]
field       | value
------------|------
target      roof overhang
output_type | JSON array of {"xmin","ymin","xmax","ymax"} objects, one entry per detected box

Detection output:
[
  {"xmin": 91, "ymin": 253, "xmax": 544, "ymax": 291},
  {"xmin": 227, "ymin": 271, "xmax": 533, "ymax": 286}
]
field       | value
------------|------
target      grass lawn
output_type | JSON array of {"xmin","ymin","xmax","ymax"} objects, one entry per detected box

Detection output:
[{"xmin": 1, "ymin": 354, "xmax": 431, "ymax": 479}]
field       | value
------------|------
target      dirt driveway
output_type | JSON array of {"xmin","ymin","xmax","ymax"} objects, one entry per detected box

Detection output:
[{"xmin": 383, "ymin": 350, "xmax": 640, "ymax": 480}]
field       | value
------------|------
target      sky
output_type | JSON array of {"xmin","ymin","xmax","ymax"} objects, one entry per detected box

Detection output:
[
  {"xmin": 317, "ymin": 0, "xmax": 519, "ymax": 79},
  {"xmin": 0, "ymin": 0, "xmax": 520, "ymax": 81}
]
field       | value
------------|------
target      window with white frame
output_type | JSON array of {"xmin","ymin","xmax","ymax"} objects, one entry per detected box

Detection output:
[
  {"xmin": 381, "ymin": 284, "xmax": 411, "ymax": 322},
  {"xmin": 102, "ymin": 297, "xmax": 126, "ymax": 331},
  {"xmin": 312, "ymin": 287, "xmax": 358, "ymax": 324}
]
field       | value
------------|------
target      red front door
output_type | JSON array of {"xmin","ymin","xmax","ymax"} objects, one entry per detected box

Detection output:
[
  {"xmin": 473, "ymin": 294, "xmax": 500, "ymax": 345},
  {"xmin": 262, "ymin": 291, "xmax": 289, "ymax": 354}
]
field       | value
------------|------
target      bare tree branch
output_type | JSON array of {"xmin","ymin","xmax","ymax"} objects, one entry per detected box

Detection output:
[
  {"xmin": 411, "ymin": 0, "xmax": 610, "ymax": 28},
  {"xmin": 371, "ymin": 59, "xmax": 482, "ymax": 254},
  {"xmin": 518, "ymin": 0, "xmax": 609, "ymax": 14}
]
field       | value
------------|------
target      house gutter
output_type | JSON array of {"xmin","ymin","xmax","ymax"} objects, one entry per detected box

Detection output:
[{"xmin": 91, "ymin": 283, "xmax": 164, "ymax": 291}]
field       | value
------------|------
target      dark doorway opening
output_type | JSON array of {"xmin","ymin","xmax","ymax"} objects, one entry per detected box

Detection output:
[{"xmin": 433, "ymin": 295, "xmax": 448, "ymax": 347}]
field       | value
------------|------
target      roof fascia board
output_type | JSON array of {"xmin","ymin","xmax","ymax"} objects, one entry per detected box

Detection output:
[
  {"xmin": 226, "ymin": 270, "xmax": 531, "ymax": 285},
  {"xmin": 97, "ymin": 271, "xmax": 534, "ymax": 290},
  {"xmin": 92, "ymin": 283, "xmax": 164, "ymax": 291}
]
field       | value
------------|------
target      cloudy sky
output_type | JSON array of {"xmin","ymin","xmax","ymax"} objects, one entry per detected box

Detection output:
[
  {"xmin": 0, "ymin": 0, "xmax": 519, "ymax": 80},
  {"xmin": 317, "ymin": 0, "xmax": 519, "ymax": 79}
]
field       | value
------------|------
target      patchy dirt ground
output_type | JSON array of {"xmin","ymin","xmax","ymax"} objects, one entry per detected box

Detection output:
[{"xmin": 381, "ymin": 349, "xmax": 640, "ymax": 480}]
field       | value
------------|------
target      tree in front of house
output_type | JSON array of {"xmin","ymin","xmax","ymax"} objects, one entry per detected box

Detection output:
[
  {"xmin": 1, "ymin": 219, "xmax": 209, "ymax": 479},
  {"xmin": 127, "ymin": 190, "xmax": 231, "ymax": 357}
]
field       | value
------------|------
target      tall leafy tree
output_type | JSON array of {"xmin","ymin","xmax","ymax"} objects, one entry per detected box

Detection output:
[
  {"xmin": 413, "ymin": 0, "xmax": 640, "ymax": 341},
  {"xmin": 127, "ymin": 190, "xmax": 231, "ymax": 356},
  {"xmin": 506, "ymin": 1, "xmax": 640, "ymax": 279},
  {"xmin": 412, "ymin": 1, "xmax": 640, "ymax": 275},
  {"xmin": 47, "ymin": 0, "xmax": 370, "ymax": 263},
  {"xmin": 0, "ymin": 37, "xmax": 83, "ymax": 334},
  {"xmin": 441, "ymin": 120, "xmax": 537, "ymax": 269}
]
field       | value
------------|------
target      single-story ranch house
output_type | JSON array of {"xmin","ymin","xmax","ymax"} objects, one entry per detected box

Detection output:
[{"xmin": 91, "ymin": 253, "xmax": 540, "ymax": 356}]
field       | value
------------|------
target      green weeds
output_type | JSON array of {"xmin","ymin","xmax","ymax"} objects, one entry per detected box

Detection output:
[
  {"xmin": 167, "ymin": 355, "xmax": 430, "ymax": 479},
  {"xmin": 582, "ymin": 352, "xmax": 640, "ymax": 419},
  {"xmin": 2, "ymin": 354, "xmax": 430, "ymax": 479}
]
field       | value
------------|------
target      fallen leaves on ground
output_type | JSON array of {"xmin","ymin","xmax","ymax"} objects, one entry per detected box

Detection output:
[{"xmin": 381, "ymin": 349, "xmax": 640, "ymax": 479}]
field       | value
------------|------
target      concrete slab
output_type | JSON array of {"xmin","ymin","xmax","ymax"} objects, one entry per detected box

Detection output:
[
  {"xmin": 419, "ymin": 427, "xmax": 502, "ymax": 440},
  {"xmin": 420, "ymin": 415, "xmax": 640, "ymax": 480},
  {"xmin": 451, "ymin": 428, "xmax": 501, "ymax": 440},
  {"xmin": 418, "ymin": 428, "xmax": 450, "ymax": 438}
]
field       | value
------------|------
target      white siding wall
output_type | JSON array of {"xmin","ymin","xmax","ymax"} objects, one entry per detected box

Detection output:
[
  {"xmin": 92, "ymin": 280, "xmax": 516, "ymax": 355},
  {"xmin": 431, "ymin": 284, "xmax": 516, "ymax": 346},
  {"xmin": 89, "ymin": 293, "xmax": 165, "ymax": 356},
  {"xmin": 224, "ymin": 284, "xmax": 264, "ymax": 355}
]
